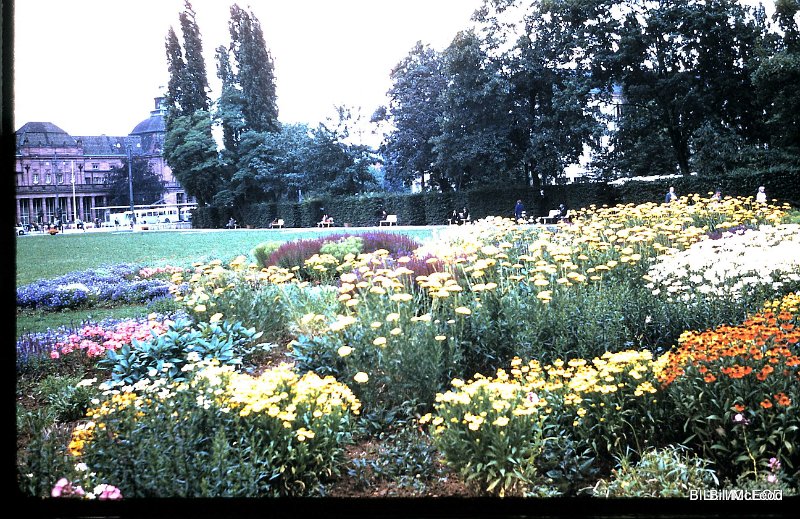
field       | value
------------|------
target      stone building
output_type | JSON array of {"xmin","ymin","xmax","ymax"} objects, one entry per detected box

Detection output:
[{"xmin": 14, "ymin": 96, "xmax": 192, "ymax": 227}]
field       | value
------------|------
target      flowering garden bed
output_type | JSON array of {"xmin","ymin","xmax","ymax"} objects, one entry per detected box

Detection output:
[{"xmin": 16, "ymin": 194, "xmax": 800, "ymax": 503}]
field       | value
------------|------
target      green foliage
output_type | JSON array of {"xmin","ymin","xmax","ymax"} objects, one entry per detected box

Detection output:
[
  {"xmin": 77, "ymin": 364, "xmax": 359, "ymax": 497},
  {"xmin": 423, "ymin": 380, "xmax": 553, "ymax": 497},
  {"xmin": 659, "ymin": 303, "xmax": 800, "ymax": 482},
  {"xmin": 344, "ymin": 424, "xmax": 448, "ymax": 495},
  {"xmin": 16, "ymin": 408, "xmax": 75, "ymax": 498},
  {"xmin": 251, "ymin": 240, "xmax": 282, "ymax": 268},
  {"xmin": 97, "ymin": 318, "xmax": 264, "ymax": 385},
  {"xmin": 163, "ymin": 110, "xmax": 222, "ymax": 206},
  {"xmin": 36, "ymin": 374, "xmax": 99, "ymax": 423},
  {"xmin": 319, "ymin": 236, "xmax": 364, "ymax": 262},
  {"xmin": 592, "ymin": 446, "xmax": 718, "ymax": 498},
  {"xmin": 106, "ymin": 157, "xmax": 165, "ymax": 207}
]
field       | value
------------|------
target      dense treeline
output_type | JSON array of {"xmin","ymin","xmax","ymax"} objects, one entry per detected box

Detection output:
[{"xmin": 163, "ymin": 0, "xmax": 799, "ymax": 225}]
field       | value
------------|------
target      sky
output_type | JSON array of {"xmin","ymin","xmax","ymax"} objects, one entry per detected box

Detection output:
[{"xmin": 13, "ymin": 0, "xmax": 482, "ymax": 142}]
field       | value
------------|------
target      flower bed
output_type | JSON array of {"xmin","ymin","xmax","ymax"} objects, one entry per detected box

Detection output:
[{"xmin": 17, "ymin": 195, "xmax": 800, "ymax": 499}]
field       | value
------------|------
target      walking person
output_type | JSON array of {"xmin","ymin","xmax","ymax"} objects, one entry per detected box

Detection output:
[{"xmin": 514, "ymin": 199, "xmax": 525, "ymax": 220}]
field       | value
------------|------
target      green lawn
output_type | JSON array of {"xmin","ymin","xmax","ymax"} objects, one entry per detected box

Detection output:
[
  {"xmin": 15, "ymin": 226, "xmax": 439, "ymax": 337},
  {"xmin": 16, "ymin": 226, "xmax": 439, "ymax": 285}
]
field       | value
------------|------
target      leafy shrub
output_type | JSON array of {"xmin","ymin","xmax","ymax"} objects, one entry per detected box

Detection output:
[
  {"xmin": 658, "ymin": 293, "xmax": 800, "ymax": 481},
  {"xmin": 36, "ymin": 375, "xmax": 99, "ymax": 423},
  {"xmin": 319, "ymin": 236, "xmax": 364, "ymax": 261},
  {"xmin": 540, "ymin": 350, "xmax": 674, "ymax": 460},
  {"xmin": 251, "ymin": 240, "xmax": 282, "ymax": 268},
  {"xmin": 290, "ymin": 265, "xmax": 466, "ymax": 417},
  {"xmin": 592, "ymin": 446, "xmax": 718, "ymax": 497},
  {"xmin": 97, "ymin": 318, "xmax": 264, "ymax": 384},
  {"xmin": 266, "ymin": 236, "xmax": 334, "ymax": 272},
  {"xmin": 72, "ymin": 362, "xmax": 360, "ymax": 497},
  {"xmin": 355, "ymin": 231, "xmax": 420, "ymax": 257},
  {"xmin": 420, "ymin": 373, "xmax": 553, "ymax": 496},
  {"xmin": 16, "ymin": 409, "xmax": 76, "ymax": 498},
  {"xmin": 173, "ymin": 257, "xmax": 292, "ymax": 341}
]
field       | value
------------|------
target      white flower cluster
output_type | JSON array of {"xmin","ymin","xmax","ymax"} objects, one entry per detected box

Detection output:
[{"xmin": 645, "ymin": 225, "xmax": 800, "ymax": 304}]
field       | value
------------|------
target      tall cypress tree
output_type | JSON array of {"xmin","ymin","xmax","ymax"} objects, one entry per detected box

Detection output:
[
  {"xmin": 227, "ymin": 4, "xmax": 280, "ymax": 134},
  {"xmin": 215, "ymin": 44, "xmax": 246, "ymax": 155},
  {"xmin": 163, "ymin": 0, "xmax": 219, "ymax": 207},
  {"xmin": 178, "ymin": 0, "xmax": 210, "ymax": 114}
]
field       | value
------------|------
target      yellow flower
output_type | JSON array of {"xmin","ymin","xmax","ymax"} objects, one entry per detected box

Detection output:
[
  {"xmin": 337, "ymin": 346, "xmax": 353, "ymax": 357},
  {"xmin": 353, "ymin": 372, "xmax": 369, "ymax": 384},
  {"xmin": 209, "ymin": 313, "xmax": 223, "ymax": 323},
  {"xmin": 373, "ymin": 337, "xmax": 387, "ymax": 346},
  {"xmin": 435, "ymin": 335, "xmax": 447, "ymax": 341},
  {"xmin": 493, "ymin": 416, "xmax": 510, "ymax": 427},
  {"xmin": 194, "ymin": 304, "xmax": 207, "ymax": 313},
  {"xmin": 455, "ymin": 307, "xmax": 471, "ymax": 315}
]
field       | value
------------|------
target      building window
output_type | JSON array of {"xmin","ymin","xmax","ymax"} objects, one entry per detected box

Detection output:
[
  {"xmin": 85, "ymin": 176, "xmax": 91, "ymax": 184},
  {"xmin": 92, "ymin": 163, "xmax": 99, "ymax": 170},
  {"xmin": 46, "ymin": 173, "xmax": 51, "ymax": 184},
  {"xmin": 33, "ymin": 174, "xmax": 39, "ymax": 184},
  {"xmin": 58, "ymin": 173, "xmax": 64, "ymax": 184}
]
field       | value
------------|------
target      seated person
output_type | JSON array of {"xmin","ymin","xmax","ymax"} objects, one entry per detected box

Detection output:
[{"xmin": 449, "ymin": 209, "xmax": 459, "ymax": 224}]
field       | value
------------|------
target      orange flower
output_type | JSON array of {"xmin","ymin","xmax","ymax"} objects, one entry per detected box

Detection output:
[
  {"xmin": 703, "ymin": 373, "xmax": 716, "ymax": 383},
  {"xmin": 760, "ymin": 399, "xmax": 773, "ymax": 409},
  {"xmin": 733, "ymin": 403, "xmax": 745, "ymax": 413},
  {"xmin": 774, "ymin": 393, "xmax": 792, "ymax": 407}
]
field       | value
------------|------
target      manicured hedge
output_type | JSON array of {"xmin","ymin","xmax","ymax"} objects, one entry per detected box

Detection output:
[{"xmin": 194, "ymin": 169, "xmax": 798, "ymax": 229}]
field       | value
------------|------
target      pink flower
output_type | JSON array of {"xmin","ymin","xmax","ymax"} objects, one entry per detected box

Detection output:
[
  {"xmin": 51, "ymin": 478, "xmax": 85, "ymax": 498},
  {"xmin": 49, "ymin": 350, "xmax": 60, "ymax": 359},
  {"xmin": 94, "ymin": 484, "xmax": 122, "ymax": 500},
  {"xmin": 767, "ymin": 474, "xmax": 777, "ymax": 484},
  {"xmin": 51, "ymin": 478, "xmax": 69, "ymax": 497}
]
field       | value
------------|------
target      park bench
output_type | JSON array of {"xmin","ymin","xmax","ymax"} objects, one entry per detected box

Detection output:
[
  {"xmin": 536, "ymin": 209, "xmax": 572, "ymax": 225},
  {"xmin": 537, "ymin": 209, "xmax": 562, "ymax": 225},
  {"xmin": 379, "ymin": 214, "xmax": 398, "ymax": 226}
]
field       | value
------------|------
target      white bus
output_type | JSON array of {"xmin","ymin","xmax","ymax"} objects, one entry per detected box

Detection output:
[{"xmin": 106, "ymin": 204, "xmax": 195, "ymax": 226}]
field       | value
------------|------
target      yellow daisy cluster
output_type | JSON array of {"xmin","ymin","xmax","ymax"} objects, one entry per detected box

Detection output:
[
  {"xmin": 423, "ymin": 349, "xmax": 665, "ymax": 435},
  {"xmin": 206, "ymin": 362, "xmax": 361, "ymax": 424},
  {"xmin": 171, "ymin": 256, "xmax": 305, "ymax": 316},
  {"xmin": 761, "ymin": 291, "xmax": 800, "ymax": 318},
  {"xmin": 68, "ymin": 361, "xmax": 360, "ymax": 459}
]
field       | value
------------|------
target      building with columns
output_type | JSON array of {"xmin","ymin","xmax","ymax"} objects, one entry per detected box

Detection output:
[{"xmin": 14, "ymin": 96, "xmax": 192, "ymax": 228}]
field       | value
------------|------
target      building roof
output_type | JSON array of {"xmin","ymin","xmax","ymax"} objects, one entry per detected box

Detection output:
[
  {"xmin": 76, "ymin": 135, "xmax": 143, "ymax": 156},
  {"xmin": 16, "ymin": 122, "xmax": 77, "ymax": 148},
  {"xmin": 130, "ymin": 97, "xmax": 166, "ymax": 136}
]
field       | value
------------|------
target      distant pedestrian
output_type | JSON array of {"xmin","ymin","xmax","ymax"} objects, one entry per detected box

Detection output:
[
  {"xmin": 756, "ymin": 186, "xmax": 767, "ymax": 204},
  {"xmin": 665, "ymin": 186, "xmax": 677, "ymax": 203},
  {"xmin": 711, "ymin": 189, "xmax": 722, "ymax": 202},
  {"xmin": 514, "ymin": 200, "xmax": 525, "ymax": 220}
]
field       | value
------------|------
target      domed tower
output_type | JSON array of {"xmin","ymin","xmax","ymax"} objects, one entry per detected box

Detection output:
[
  {"xmin": 129, "ymin": 96, "xmax": 166, "ymax": 154},
  {"xmin": 128, "ymin": 96, "xmax": 187, "ymax": 206}
]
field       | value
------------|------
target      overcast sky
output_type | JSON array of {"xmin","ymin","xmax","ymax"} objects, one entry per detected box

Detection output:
[{"xmin": 13, "ymin": 0, "xmax": 482, "ymax": 141}]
